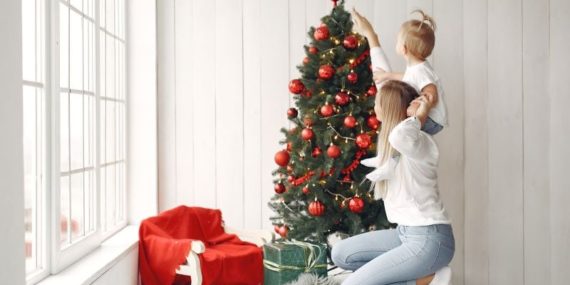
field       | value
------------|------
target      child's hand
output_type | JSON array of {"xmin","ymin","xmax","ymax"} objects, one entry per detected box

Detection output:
[
  {"xmin": 350, "ymin": 8, "xmax": 377, "ymax": 40},
  {"xmin": 372, "ymin": 68, "xmax": 389, "ymax": 84}
]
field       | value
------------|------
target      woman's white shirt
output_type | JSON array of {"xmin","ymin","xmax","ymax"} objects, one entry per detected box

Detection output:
[{"xmin": 384, "ymin": 116, "xmax": 452, "ymax": 226}]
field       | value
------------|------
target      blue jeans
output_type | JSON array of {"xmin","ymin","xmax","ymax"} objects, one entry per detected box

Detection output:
[
  {"xmin": 422, "ymin": 116, "xmax": 444, "ymax": 135},
  {"xmin": 331, "ymin": 224, "xmax": 455, "ymax": 285}
]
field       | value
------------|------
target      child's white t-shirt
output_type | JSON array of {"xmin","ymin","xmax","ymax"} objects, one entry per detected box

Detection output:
[{"xmin": 370, "ymin": 46, "xmax": 449, "ymax": 127}]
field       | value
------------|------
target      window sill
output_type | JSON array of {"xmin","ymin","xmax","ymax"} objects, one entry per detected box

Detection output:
[{"xmin": 37, "ymin": 225, "xmax": 139, "ymax": 285}]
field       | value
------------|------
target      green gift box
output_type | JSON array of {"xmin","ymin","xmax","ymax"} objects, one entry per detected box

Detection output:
[{"xmin": 263, "ymin": 241, "xmax": 328, "ymax": 285}]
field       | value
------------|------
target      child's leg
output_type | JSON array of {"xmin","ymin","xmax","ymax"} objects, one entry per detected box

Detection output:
[
  {"xmin": 331, "ymin": 227, "xmax": 401, "ymax": 271},
  {"xmin": 421, "ymin": 117, "xmax": 444, "ymax": 135}
]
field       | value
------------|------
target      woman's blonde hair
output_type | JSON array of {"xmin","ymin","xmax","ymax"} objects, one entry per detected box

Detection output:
[
  {"xmin": 399, "ymin": 10, "xmax": 437, "ymax": 60},
  {"xmin": 372, "ymin": 80, "xmax": 419, "ymax": 199}
]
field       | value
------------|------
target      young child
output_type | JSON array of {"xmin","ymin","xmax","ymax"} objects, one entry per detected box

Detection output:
[
  {"xmin": 352, "ymin": 8, "xmax": 448, "ymax": 136},
  {"xmin": 351, "ymin": 8, "xmax": 449, "ymax": 182}
]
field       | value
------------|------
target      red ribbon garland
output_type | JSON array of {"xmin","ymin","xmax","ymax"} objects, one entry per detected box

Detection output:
[{"xmin": 341, "ymin": 150, "xmax": 366, "ymax": 180}]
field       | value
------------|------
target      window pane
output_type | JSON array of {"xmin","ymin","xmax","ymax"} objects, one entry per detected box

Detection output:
[
  {"xmin": 60, "ymin": 93, "xmax": 70, "ymax": 172},
  {"xmin": 84, "ymin": 95, "xmax": 94, "ymax": 167},
  {"xmin": 105, "ymin": 36, "xmax": 115, "ymax": 99},
  {"xmin": 60, "ymin": 176, "xmax": 70, "ymax": 246},
  {"xmin": 70, "ymin": 173, "xmax": 84, "ymax": 240},
  {"xmin": 105, "ymin": 101, "xmax": 116, "ymax": 163},
  {"xmin": 105, "ymin": 0, "xmax": 115, "ymax": 34},
  {"xmin": 105, "ymin": 164, "xmax": 116, "ymax": 229},
  {"xmin": 70, "ymin": 93, "xmax": 84, "ymax": 171},
  {"xmin": 69, "ymin": 10, "xmax": 83, "ymax": 90},
  {"xmin": 84, "ymin": 22, "xmax": 95, "ymax": 92},
  {"xmin": 59, "ymin": 3, "xmax": 69, "ymax": 88}
]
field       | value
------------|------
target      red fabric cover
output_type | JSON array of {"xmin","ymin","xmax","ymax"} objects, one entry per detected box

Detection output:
[{"xmin": 139, "ymin": 206, "xmax": 263, "ymax": 285}]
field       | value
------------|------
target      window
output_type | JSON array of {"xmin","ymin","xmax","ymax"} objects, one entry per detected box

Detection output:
[{"xmin": 22, "ymin": 0, "xmax": 127, "ymax": 282}]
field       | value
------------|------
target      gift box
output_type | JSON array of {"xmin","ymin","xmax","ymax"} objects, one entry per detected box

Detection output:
[{"xmin": 263, "ymin": 241, "xmax": 328, "ymax": 285}]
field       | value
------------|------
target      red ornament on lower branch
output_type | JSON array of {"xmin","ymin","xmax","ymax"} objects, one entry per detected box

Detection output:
[
  {"xmin": 274, "ymin": 150, "xmax": 290, "ymax": 167},
  {"xmin": 356, "ymin": 133, "xmax": 372, "ymax": 149},
  {"xmin": 278, "ymin": 225, "xmax": 289, "ymax": 238},
  {"xmin": 274, "ymin": 183, "xmax": 286, "ymax": 194},
  {"xmin": 308, "ymin": 200, "xmax": 326, "ymax": 216},
  {"xmin": 349, "ymin": 196, "xmax": 365, "ymax": 213}
]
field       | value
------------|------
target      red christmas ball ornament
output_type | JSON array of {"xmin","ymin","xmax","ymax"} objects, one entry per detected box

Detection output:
[
  {"xmin": 302, "ymin": 186, "xmax": 310, "ymax": 194},
  {"xmin": 301, "ymin": 128, "xmax": 314, "ymax": 140},
  {"xmin": 356, "ymin": 133, "xmax": 372, "ymax": 149},
  {"xmin": 347, "ymin": 72, "xmax": 358, "ymax": 84},
  {"xmin": 287, "ymin": 108, "xmax": 298, "ymax": 119},
  {"xmin": 314, "ymin": 25, "xmax": 330, "ymax": 41},
  {"xmin": 327, "ymin": 144, "xmax": 341, "ymax": 158},
  {"xmin": 367, "ymin": 85, "xmax": 377, "ymax": 97},
  {"xmin": 367, "ymin": 116, "xmax": 380, "ymax": 130},
  {"xmin": 312, "ymin": 147, "xmax": 322, "ymax": 158},
  {"xmin": 308, "ymin": 200, "xmax": 326, "ymax": 216},
  {"xmin": 349, "ymin": 196, "xmax": 365, "ymax": 213},
  {"xmin": 343, "ymin": 35, "xmax": 358, "ymax": 50},
  {"xmin": 274, "ymin": 183, "xmax": 286, "ymax": 194},
  {"xmin": 344, "ymin": 115, "xmax": 357, "ymax": 128},
  {"xmin": 278, "ymin": 225, "xmax": 289, "ymax": 238},
  {"xmin": 318, "ymin": 65, "xmax": 335, "ymax": 80},
  {"xmin": 335, "ymin": 91, "xmax": 350, "ymax": 106},
  {"xmin": 274, "ymin": 224, "xmax": 281, "ymax": 233},
  {"xmin": 287, "ymin": 175, "xmax": 295, "ymax": 183},
  {"xmin": 288, "ymin": 79, "xmax": 305, "ymax": 94},
  {"xmin": 274, "ymin": 150, "xmax": 290, "ymax": 167},
  {"xmin": 309, "ymin": 46, "xmax": 318, "ymax": 54},
  {"xmin": 303, "ymin": 57, "xmax": 310, "ymax": 64},
  {"xmin": 303, "ymin": 90, "xmax": 312, "ymax": 98},
  {"xmin": 320, "ymin": 104, "xmax": 334, "ymax": 117}
]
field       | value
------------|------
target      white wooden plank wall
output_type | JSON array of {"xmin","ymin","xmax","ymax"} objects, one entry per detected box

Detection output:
[{"xmin": 156, "ymin": 1, "xmax": 570, "ymax": 284}]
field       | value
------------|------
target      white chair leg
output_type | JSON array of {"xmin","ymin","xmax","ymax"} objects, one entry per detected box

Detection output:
[{"xmin": 176, "ymin": 240, "xmax": 206, "ymax": 285}]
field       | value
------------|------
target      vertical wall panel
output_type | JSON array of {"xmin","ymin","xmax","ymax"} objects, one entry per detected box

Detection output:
[
  {"xmin": 522, "ymin": 0, "xmax": 550, "ymax": 284},
  {"xmin": 463, "ymin": 0, "xmax": 489, "ymax": 284},
  {"xmin": 191, "ymin": 0, "xmax": 217, "ymax": 209},
  {"xmin": 174, "ymin": 0, "xmax": 195, "ymax": 206},
  {"xmin": 215, "ymin": 0, "xmax": 245, "ymax": 228},
  {"xmin": 260, "ymin": 0, "xmax": 290, "ymax": 229},
  {"xmin": 488, "ymin": 0, "xmax": 524, "ymax": 284},
  {"xmin": 243, "ymin": 0, "xmax": 263, "ymax": 229},
  {"xmin": 157, "ymin": 0, "xmax": 177, "ymax": 211},
  {"xmin": 372, "ymin": 1, "xmax": 407, "ymax": 71},
  {"xmin": 550, "ymin": 1, "xmax": 570, "ymax": 284},
  {"xmin": 432, "ymin": 1, "xmax": 464, "ymax": 284}
]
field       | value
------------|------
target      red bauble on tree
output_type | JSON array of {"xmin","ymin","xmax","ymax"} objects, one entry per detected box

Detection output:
[
  {"xmin": 335, "ymin": 91, "xmax": 350, "ymax": 106},
  {"xmin": 287, "ymin": 108, "xmax": 298, "ymax": 119},
  {"xmin": 367, "ymin": 115, "xmax": 380, "ymax": 130},
  {"xmin": 347, "ymin": 72, "xmax": 358, "ymax": 84},
  {"xmin": 274, "ymin": 183, "xmax": 286, "ymax": 194},
  {"xmin": 303, "ymin": 57, "xmax": 310, "ymax": 64},
  {"xmin": 278, "ymin": 225, "xmax": 289, "ymax": 238},
  {"xmin": 314, "ymin": 24, "xmax": 330, "ymax": 41},
  {"xmin": 320, "ymin": 104, "xmax": 334, "ymax": 117},
  {"xmin": 303, "ymin": 90, "xmax": 312, "ymax": 98},
  {"xmin": 289, "ymin": 79, "xmax": 305, "ymax": 94},
  {"xmin": 301, "ymin": 128, "xmax": 314, "ymax": 140},
  {"xmin": 349, "ymin": 196, "xmax": 365, "ymax": 213},
  {"xmin": 302, "ymin": 186, "xmax": 310, "ymax": 194},
  {"xmin": 318, "ymin": 65, "xmax": 335, "ymax": 80},
  {"xmin": 274, "ymin": 224, "xmax": 281, "ymax": 234},
  {"xmin": 308, "ymin": 46, "xmax": 318, "ymax": 54},
  {"xmin": 312, "ymin": 147, "xmax": 322, "ymax": 158},
  {"xmin": 287, "ymin": 175, "xmax": 295, "ymax": 183},
  {"xmin": 343, "ymin": 35, "xmax": 358, "ymax": 50},
  {"xmin": 308, "ymin": 200, "xmax": 326, "ymax": 216},
  {"xmin": 344, "ymin": 115, "xmax": 357, "ymax": 128},
  {"xmin": 274, "ymin": 150, "xmax": 290, "ymax": 167},
  {"xmin": 367, "ymin": 85, "xmax": 377, "ymax": 97},
  {"xmin": 356, "ymin": 133, "xmax": 372, "ymax": 149},
  {"xmin": 327, "ymin": 144, "xmax": 341, "ymax": 158}
]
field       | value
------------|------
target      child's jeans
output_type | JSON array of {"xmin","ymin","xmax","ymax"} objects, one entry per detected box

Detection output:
[
  {"xmin": 331, "ymin": 224, "xmax": 455, "ymax": 285},
  {"xmin": 422, "ymin": 116, "xmax": 444, "ymax": 135}
]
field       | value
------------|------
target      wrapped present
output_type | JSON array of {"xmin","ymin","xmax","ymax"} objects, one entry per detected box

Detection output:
[{"xmin": 263, "ymin": 241, "xmax": 328, "ymax": 285}]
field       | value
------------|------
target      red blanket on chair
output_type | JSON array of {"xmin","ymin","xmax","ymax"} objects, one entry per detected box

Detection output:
[{"xmin": 139, "ymin": 206, "xmax": 263, "ymax": 285}]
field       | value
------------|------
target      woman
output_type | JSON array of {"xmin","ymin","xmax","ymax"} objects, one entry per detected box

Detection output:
[{"xmin": 330, "ymin": 80, "xmax": 455, "ymax": 285}]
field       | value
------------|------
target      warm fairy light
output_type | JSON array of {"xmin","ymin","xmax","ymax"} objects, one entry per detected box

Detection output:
[{"xmin": 348, "ymin": 59, "xmax": 355, "ymax": 64}]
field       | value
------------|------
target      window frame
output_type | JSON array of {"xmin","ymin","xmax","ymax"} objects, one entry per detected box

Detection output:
[{"xmin": 23, "ymin": 0, "xmax": 129, "ymax": 282}]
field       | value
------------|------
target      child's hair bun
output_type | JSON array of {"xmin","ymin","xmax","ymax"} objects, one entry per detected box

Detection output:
[{"xmin": 412, "ymin": 9, "xmax": 437, "ymax": 32}]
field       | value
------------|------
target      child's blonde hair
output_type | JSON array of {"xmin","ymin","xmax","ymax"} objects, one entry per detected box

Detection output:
[
  {"xmin": 399, "ymin": 10, "xmax": 437, "ymax": 60},
  {"xmin": 372, "ymin": 80, "xmax": 419, "ymax": 199}
]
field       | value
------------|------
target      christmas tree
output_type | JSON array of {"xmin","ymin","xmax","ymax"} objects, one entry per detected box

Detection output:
[{"xmin": 269, "ymin": 0, "xmax": 395, "ymax": 243}]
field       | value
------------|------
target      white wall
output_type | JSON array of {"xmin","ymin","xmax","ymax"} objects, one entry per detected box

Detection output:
[
  {"xmin": 464, "ymin": 0, "xmax": 570, "ymax": 285},
  {"xmin": 0, "ymin": 0, "xmax": 25, "ymax": 284},
  {"xmin": 91, "ymin": 248, "xmax": 138, "ymax": 285}
]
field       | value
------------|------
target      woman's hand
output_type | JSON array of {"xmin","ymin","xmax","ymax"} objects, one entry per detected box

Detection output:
[
  {"xmin": 411, "ymin": 94, "xmax": 432, "ymax": 125},
  {"xmin": 350, "ymin": 8, "xmax": 380, "ymax": 47}
]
